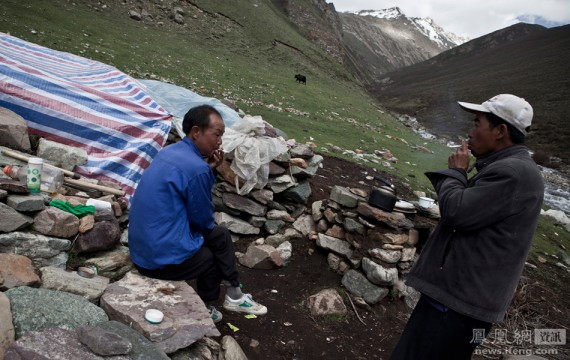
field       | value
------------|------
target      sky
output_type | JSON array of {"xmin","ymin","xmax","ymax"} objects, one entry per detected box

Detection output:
[{"xmin": 330, "ymin": 0, "xmax": 570, "ymax": 39}]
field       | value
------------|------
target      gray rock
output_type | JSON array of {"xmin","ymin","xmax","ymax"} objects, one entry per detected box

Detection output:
[
  {"xmin": 36, "ymin": 138, "xmax": 88, "ymax": 171},
  {"xmin": 290, "ymin": 144, "xmax": 314, "ymax": 159},
  {"xmin": 95, "ymin": 207, "xmax": 116, "ymax": 222},
  {"xmin": 276, "ymin": 241, "xmax": 292, "ymax": 263},
  {"xmin": 77, "ymin": 325, "xmax": 132, "ymax": 356},
  {"xmin": 268, "ymin": 162, "xmax": 286, "ymax": 176},
  {"xmin": 173, "ymin": 13, "xmax": 185, "ymax": 25},
  {"xmin": 0, "ymin": 107, "xmax": 31, "ymax": 152},
  {"xmin": 0, "ymin": 189, "xmax": 6, "ymax": 201},
  {"xmin": 341, "ymin": 270, "xmax": 389, "ymax": 305},
  {"xmin": 249, "ymin": 216, "xmax": 266, "ymax": 228},
  {"xmin": 267, "ymin": 200, "xmax": 287, "ymax": 211},
  {"xmin": 0, "ymin": 232, "xmax": 71, "ymax": 269},
  {"xmin": 290, "ymin": 154, "xmax": 323, "ymax": 178},
  {"xmin": 250, "ymin": 189, "xmax": 273, "ymax": 204},
  {"xmin": 238, "ymin": 244, "xmax": 283, "ymax": 269},
  {"xmin": 325, "ymin": 225, "xmax": 345, "ymax": 239},
  {"xmin": 361, "ymin": 258, "xmax": 399, "ymax": 285},
  {"xmin": 5, "ymin": 286, "xmax": 108, "ymax": 338},
  {"xmin": 317, "ymin": 218, "xmax": 328, "ymax": 232},
  {"xmin": 281, "ymin": 180, "xmax": 311, "ymax": 204},
  {"xmin": 222, "ymin": 192, "xmax": 266, "ymax": 216},
  {"xmin": 170, "ymin": 336, "xmax": 220, "ymax": 360},
  {"xmin": 292, "ymin": 214, "xmax": 316, "ymax": 236},
  {"xmin": 0, "ymin": 202, "xmax": 33, "ymax": 233},
  {"xmin": 369, "ymin": 248, "xmax": 402, "ymax": 263},
  {"xmin": 220, "ymin": 336, "xmax": 248, "ymax": 360},
  {"xmin": 74, "ymin": 221, "xmax": 121, "ymax": 254},
  {"xmin": 84, "ymin": 245, "xmax": 133, "ymax": 279},
  {"xmin": 330, "ymin": 186, "xmax": 360, "ymax": 208},
  {"xmin": 357, "ymin": 202, "xmax": 414, "ymax": 229},
  {"xmin": 344, "ymin": 217, "xmax": 366, "ymax": 234},
  {"xmin": 214, "ymin": 212, "xmax": 260, "ymax": 235},
  {"xmin": 213, "ymin": 195, "xmax": 241, "ymax": 216},
  {"xmin": 384, "ymin": 233, "xmax": 409, "ymax": 245},
  {"xmin": 129, "ymin": 9, "xmax": 142, "ymax": 20},
  {"xmin": 273, "ymin": 151, "xmax": 290, "ymax": 163},
  {"xmin": 34, "ymin": 207, "xmax": 79, "ymax": 238},
  {"xmin": 4, "ymin": 327, "xmax": 129, "ymax": 359},
  {"xmin": 266, "ymin": 209, "xmax": 294, "ymax": 222},
  {"xmin": 307, "ymin": 288, "xmax": 347, "ymax": 316},
  {"xmin": 6, "ymin": 194, "xmax": 45, "ymax": 212},
  {"xmin": 0, "ymin": 292, "xmax": 15, "ymax": 359},
  {"xmin": 268, "ymin": 175, "xmax": 295, "ymax": 193},
  {"xmin": 0, "ymin": 178, "xmax": 29, "ymax": 194},
  {"xmin": 40, "ymin": 267, "xmax": 110, "ymax": 303},
  {"xmin": 264, "ymin": 220, "xmax": 286, "ymax": 235},
  {"xmin": 0, "ymin": 253, "xmax": 41, "ymax": 290},
  {"xmin": 120, "ymin": 227, "xmax": 129, "ymax": 245},
  {"xmin": 401, "ymin": 247, "xmax": 416, "ymax": 262},
  {"xmin": 317, "ymin": 233, "xmax": 353, "ymax": 260},
  {"xmin": 311, "ymin": 200, "xmax": 324, "ymax": 222},
  {"xmin": 97, "ymin": 320, "xmax": 170, "ymax": 360},
  {"xmin": 265, "ymin": 227, "xmax": 302, "ymax": 247},
  {"xmin": 100, "ymin": 271, "xmax": 219, "ymax": 354}
]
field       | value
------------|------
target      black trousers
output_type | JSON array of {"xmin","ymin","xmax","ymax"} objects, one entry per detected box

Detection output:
[
  {"xmin": 134, "ymin": 225, "xmax": 240, "ymax": 302},
  {"xmin": 389, "ymin": 295, "xmax": 493, "ymax": 360}
]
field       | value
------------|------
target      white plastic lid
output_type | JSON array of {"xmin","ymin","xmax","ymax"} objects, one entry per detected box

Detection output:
[
  {"xmin": 28, "ymin": 157, "xmax": 43, "ymax": 165},
  {"xmin": 145, "ymin": 309, "xmax": 164, "ymax": 324}
]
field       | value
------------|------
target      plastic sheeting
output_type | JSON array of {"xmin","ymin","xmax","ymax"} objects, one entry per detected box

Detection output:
[
  {"xmin": 139, "ymin": 79, "xmax": 241, "ymax": 137},
  {"xmin": 223, "ymin": 115, "xmax": 288, "ymax": 195}
]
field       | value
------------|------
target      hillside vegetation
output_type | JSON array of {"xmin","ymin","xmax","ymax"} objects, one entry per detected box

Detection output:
[{"xmin": 1, "ymin": 0, "xmax": 453, "ymax": 194}]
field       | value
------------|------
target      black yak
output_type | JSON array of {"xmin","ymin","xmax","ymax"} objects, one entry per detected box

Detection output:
[{"xmin": 295, "ymin": 74, "xmax": 306, "ymax": 84}]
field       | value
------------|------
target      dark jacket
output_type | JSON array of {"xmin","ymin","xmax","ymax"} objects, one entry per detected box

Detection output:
[{"xmin": 406, "ymin": 145, "xmax": 543, "ymax": 323}]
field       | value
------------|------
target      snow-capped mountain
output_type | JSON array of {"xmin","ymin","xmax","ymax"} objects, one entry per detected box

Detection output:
[
  {"xmin": 339, "ymin": 7, "xmax": 469, "ymax": 84},
  {"xmin": 348, "ymin": 7, "xmax": 469, "ymax": 47}
]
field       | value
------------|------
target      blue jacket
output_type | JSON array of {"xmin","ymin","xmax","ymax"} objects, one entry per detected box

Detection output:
[{"xmin": 128, "ymin": 137, "xmax": 216, "ymax": 269}]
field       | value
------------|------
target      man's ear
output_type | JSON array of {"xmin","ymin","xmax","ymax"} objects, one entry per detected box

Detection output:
[
  {"xmin": 496, "ymin": 124, "xmax": 508, "ymax": 140},
  {"xmin": 189, "ymin": 125, "xmax": 202, "ymax": 141}
]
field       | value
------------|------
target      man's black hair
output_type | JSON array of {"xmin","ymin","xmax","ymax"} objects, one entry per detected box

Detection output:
[
  {"xmin": 486, "ymin": 112, "xmax": 526, "ymax": 144},
  {"xmin": 182, "ymin": 105, "xmax": 222, "ymax": 135}
]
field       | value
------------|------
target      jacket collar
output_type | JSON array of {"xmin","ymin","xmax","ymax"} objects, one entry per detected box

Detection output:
[
  {"xmin": 474, "ymin": 145, "xmax": 529, "ymax": 172},
  {"xmin": 182, "ymin": 136, "xmax": 204, "ymax": 159}
]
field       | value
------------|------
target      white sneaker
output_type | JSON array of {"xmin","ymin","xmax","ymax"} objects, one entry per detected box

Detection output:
[
  {"xmin": 208, "ymin": 305, "xmax": 223, "ymax": 323},
  {"xmin": 223, "ymin": 293, "xmax": 268, "ymax": 315}
]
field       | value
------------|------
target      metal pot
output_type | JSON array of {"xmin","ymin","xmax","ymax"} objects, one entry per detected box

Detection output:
[{"xmin": 368, "ymin": 187, "xmax": 397, "ymax": 212}]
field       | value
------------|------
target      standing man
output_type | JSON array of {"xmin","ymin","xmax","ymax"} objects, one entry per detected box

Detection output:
[
  {"xmin": 129, "ymin": 105, "xmax": 267, "ymax": 323},
  {"xmin": 390, "ymin": 94, "xmax": 543, "ymax": 359}
]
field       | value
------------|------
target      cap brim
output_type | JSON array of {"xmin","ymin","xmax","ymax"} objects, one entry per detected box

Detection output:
[{"xmin": 458, "ymin": 101, "xmax": 490, "ymax": 114}]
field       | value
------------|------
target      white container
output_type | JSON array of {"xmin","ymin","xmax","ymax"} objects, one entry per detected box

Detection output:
[
  {"xmin": 86, "ymin": 198, "xmax": 113, "ymax": 211},
  {"xmin": 418, "ymin": 196, "xmax": 435, "ymax": 208},
  {"xmin": 145, "ymin": 309, "xmax": 164, "ymax": 324},
  {"xmin": 4, "ymin": 164, "xmax": 64, "ymax": 193},
  {"xmin": 27, "ymin": 157, "xmax": 43, "ymax": 193}
]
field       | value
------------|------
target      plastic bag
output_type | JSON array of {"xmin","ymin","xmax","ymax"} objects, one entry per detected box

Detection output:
[{"xmin": 222, "ymin": 115, "xmax": 288, "ymax": 194}]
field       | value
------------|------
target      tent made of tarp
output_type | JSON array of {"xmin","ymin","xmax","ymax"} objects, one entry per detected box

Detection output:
[{"xmin": 0, "ymin": 32, "xmax": 172, "ymax": 198}]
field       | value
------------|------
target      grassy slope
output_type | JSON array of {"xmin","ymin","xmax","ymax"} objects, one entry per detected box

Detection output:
[{"xmin": 1, "ymin": 0, "xmax": 568, "ymax": 273}]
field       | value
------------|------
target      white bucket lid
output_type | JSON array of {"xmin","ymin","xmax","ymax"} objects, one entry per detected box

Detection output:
[{"xmin": 28, "ymin": 157, "xmax": 43, "ymax": 165}]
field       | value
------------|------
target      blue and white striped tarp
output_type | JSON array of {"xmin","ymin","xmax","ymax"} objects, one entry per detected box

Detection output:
[{"xmin": 0, "ymin": 32, "xmax": 172, "ymax": 199}]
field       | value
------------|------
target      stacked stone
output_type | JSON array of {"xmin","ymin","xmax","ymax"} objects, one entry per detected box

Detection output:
[
  {"xmin": 213, "ymin": 141, "xmax": 324, "ymax": 269},
  {"xmin": 311, "ymin": 185, "xmax": 421, "ymax": 305}
]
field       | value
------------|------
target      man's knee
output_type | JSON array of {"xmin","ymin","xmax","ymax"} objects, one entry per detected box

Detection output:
[{"xmin": 204, "ymin": 225, "xmax": 232, "ymax": 246}]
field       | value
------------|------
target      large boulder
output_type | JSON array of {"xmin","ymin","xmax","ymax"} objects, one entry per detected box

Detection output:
[
  {"xmin": 100, "ymin": 271, "xmax": 219, "ymax": 354},
  {"xmin": 341, "ymin": 270, "xmax": 389, "ymax": 305},
  {"xmin": 36, "ymin": 138, "xmax": 88, "ymax": 171},
  {"xmin": 0, "ymin": 232, "xmax": 71, "ymax": 269},
  {"xmin": 5, "ymin": 286, "xmax": 108, "ymax": 339},
  {"xmin": 40, "ymin": 267, "xmax": 110, "ymax": 303}
]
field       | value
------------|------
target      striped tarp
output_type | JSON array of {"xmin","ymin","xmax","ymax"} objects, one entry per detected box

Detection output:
[{"xmin": 0, "ymin": 32, "xmax": 172, "ymax": 199}]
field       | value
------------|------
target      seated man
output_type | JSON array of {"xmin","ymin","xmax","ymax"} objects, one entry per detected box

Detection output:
[{"xmin": 128, "ymin": 105, "xmax": 267, "ymax": 322}]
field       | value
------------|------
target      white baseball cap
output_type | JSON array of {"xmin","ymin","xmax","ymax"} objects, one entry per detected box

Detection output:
[{"xmin": 458, "ymin": 94, "xmax": 533, "ymax": 135}]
